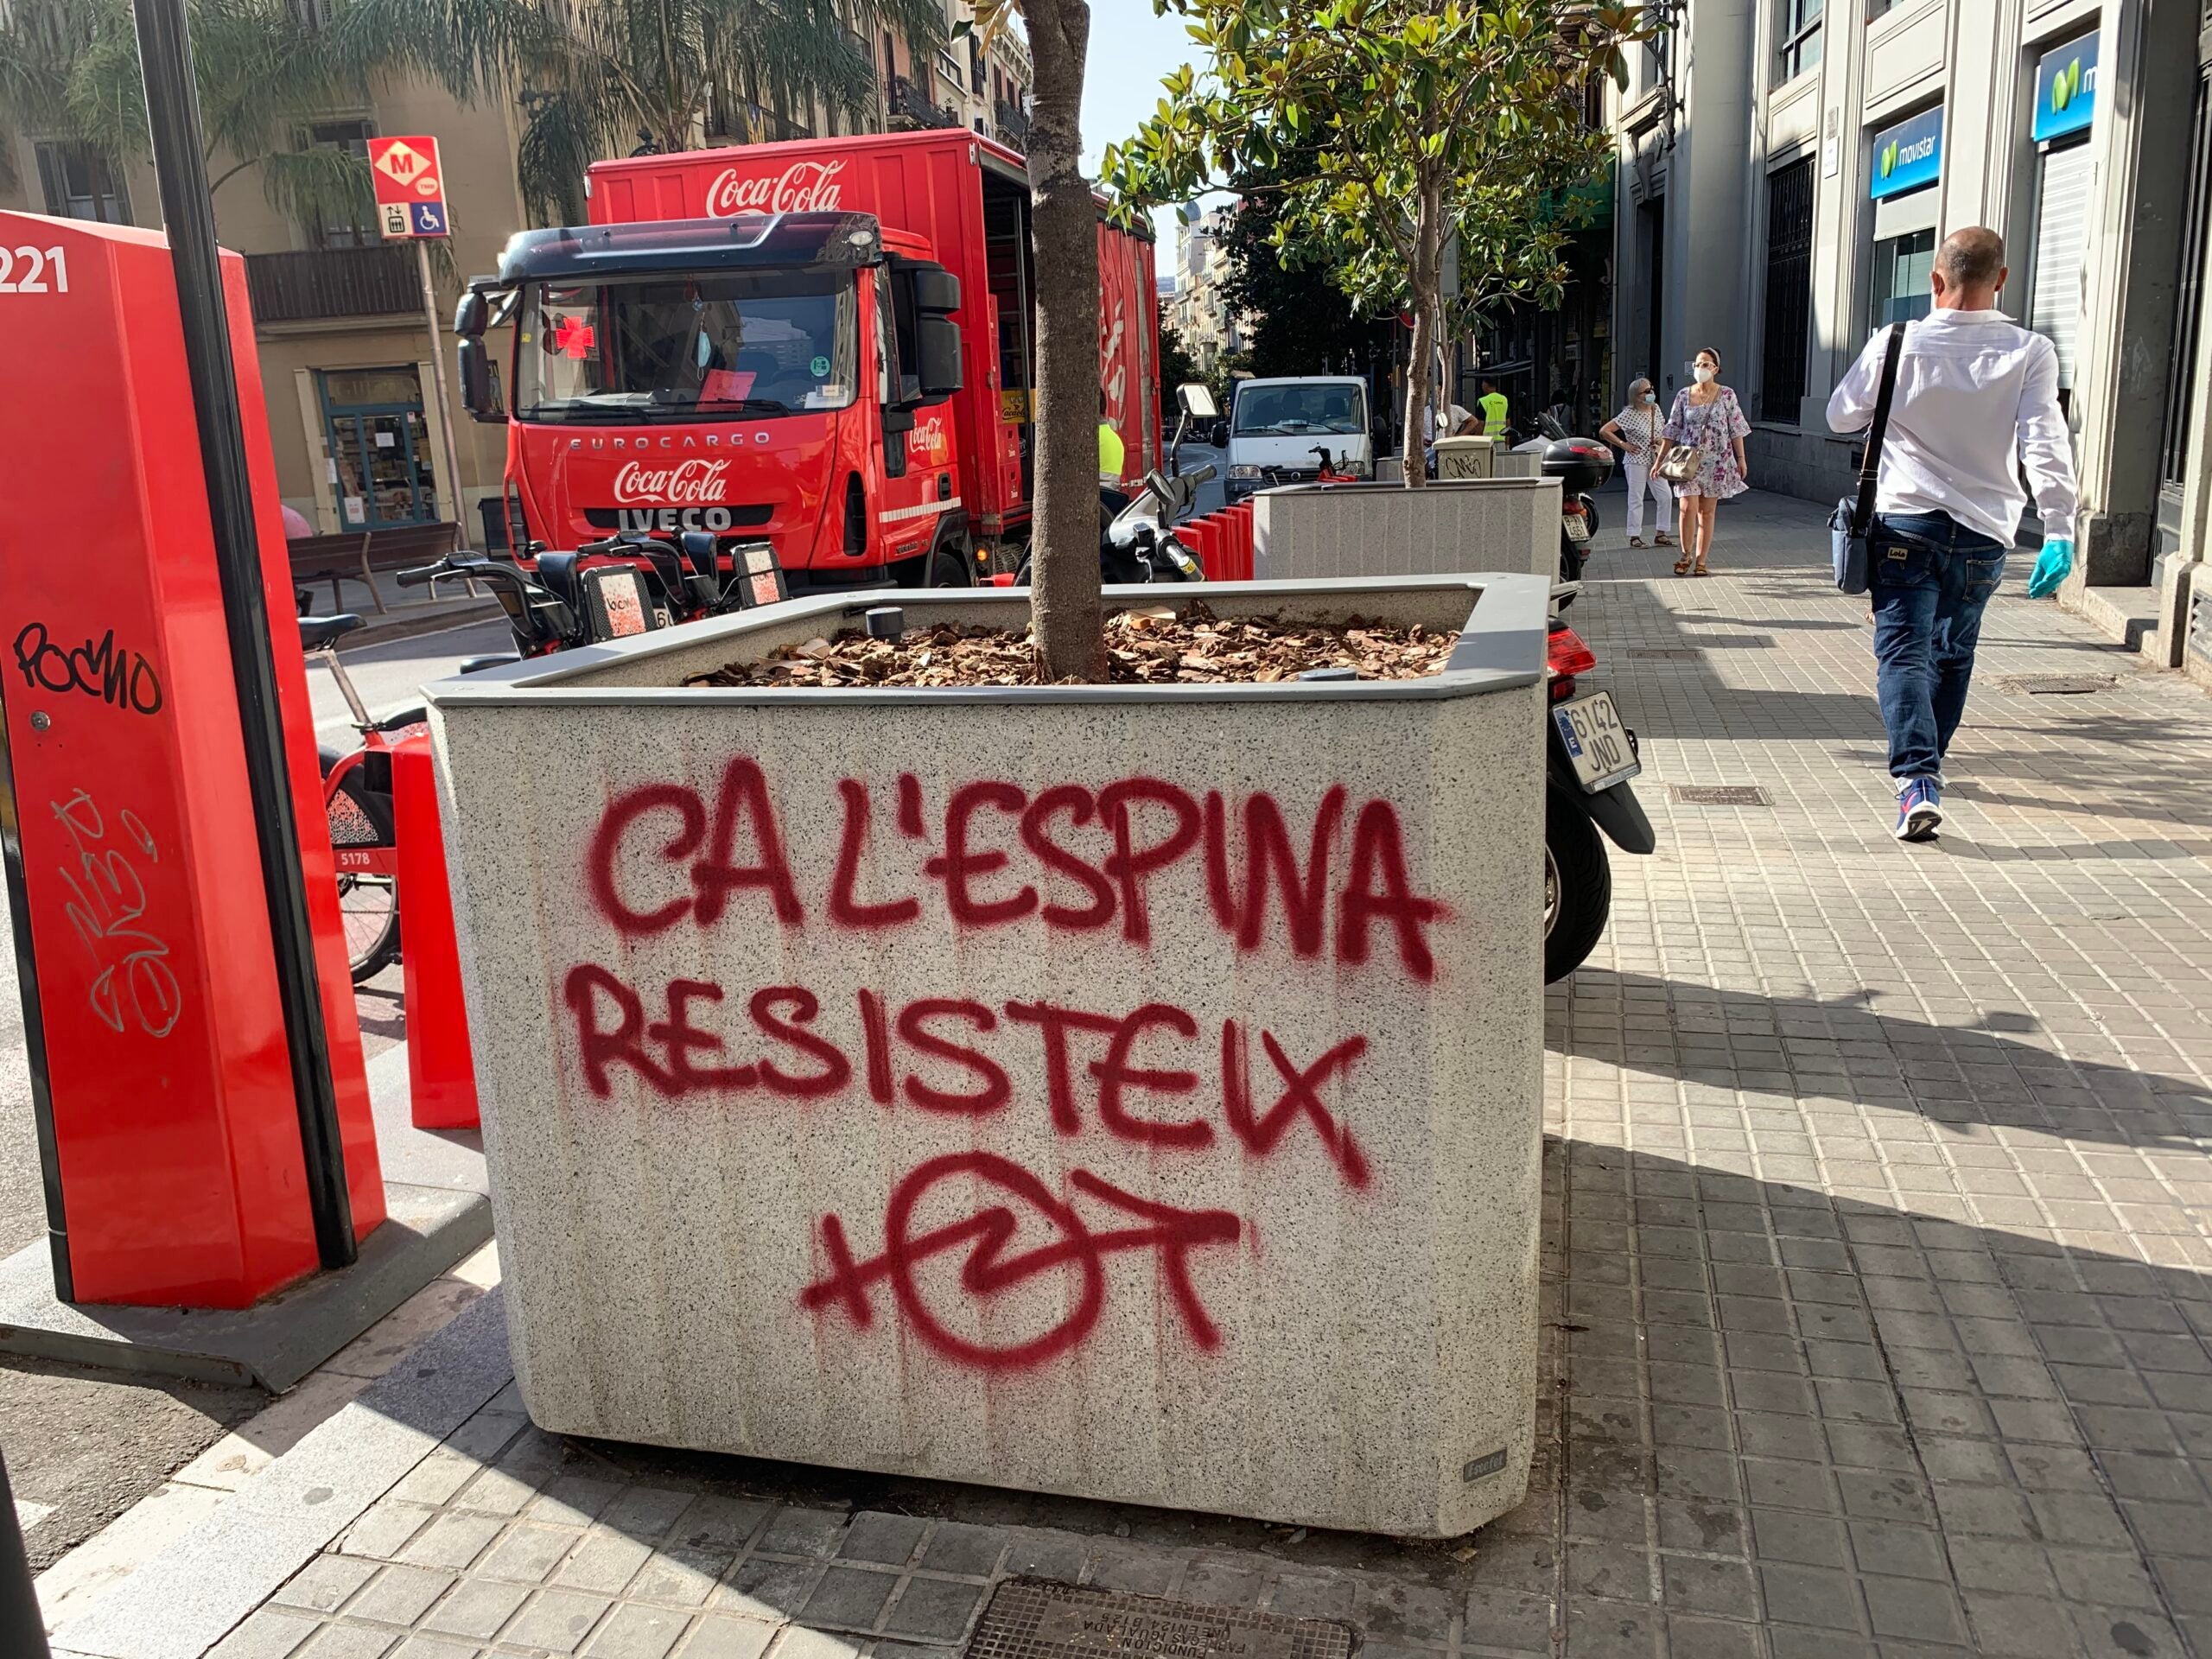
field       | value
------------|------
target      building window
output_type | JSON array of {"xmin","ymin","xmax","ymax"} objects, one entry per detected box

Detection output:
[
  {"xmin": 1776, "ymin": 0, "xmax": 1822, "ymax": 85},
  {"xmin": 306, "ymin": 119, "xmax": 376, "ymax": 248},
  {"xmin": 1870, "ymin": 227, "xmax": 1935, "ymax": 328},
  {"xmin": 1760, "ymin": 156, "xmax": 1815, "ymax": 421},
  {"xmin": 1866, "ymin": 0, "xmax": 1894, "ymax": 20},
  {"xmin": 35, "ymin": 143, "xmax": 129, "ymax": 223}
]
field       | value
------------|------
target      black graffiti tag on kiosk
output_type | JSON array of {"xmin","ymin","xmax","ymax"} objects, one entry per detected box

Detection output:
[{"xmin": 13, "ymin": 622, "xmax": 164, "ymax": 716}]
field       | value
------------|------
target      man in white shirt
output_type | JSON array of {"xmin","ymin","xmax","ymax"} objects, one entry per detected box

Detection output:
[
  {"xmin": 1826, "ymin": 226, "xmax": 2079, "ymax": 842},
  {"xmin": 1422, "ymin": 397, "xmax": 1476, "ymax": 474}
]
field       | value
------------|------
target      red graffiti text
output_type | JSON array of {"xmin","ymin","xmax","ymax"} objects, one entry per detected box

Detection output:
[{"xmin": 585, "ymin": 760, "xmax": 1447, "ymax": 981}]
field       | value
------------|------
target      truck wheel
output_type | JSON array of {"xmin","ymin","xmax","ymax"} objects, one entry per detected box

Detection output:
[
  {"xmin": 926, "ymin": 540, "xmax": 971, "ymax": 587},
  {"xmin": 1544, "ymin": 782, "xmax": 1611, "ymax": 983}
]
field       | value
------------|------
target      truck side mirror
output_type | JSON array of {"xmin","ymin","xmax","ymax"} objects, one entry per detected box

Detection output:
[
  {"xmin": 458, "ymin": 338, "xmax": 504, "ymax": 423},
  {"xmin": 912, "ymin": 267, "xmax": 960, "ymax": 315},
  {"xmin": 1176, "ymin": 382, "xmax": 1218, "ymax": 421},
  {"xmin": 454, "ymin": 288, "xmax": 489, "ymax": 338},
  {"xmin": 917, "ymin": 316, "xmax": 963, "ymax": 400}
]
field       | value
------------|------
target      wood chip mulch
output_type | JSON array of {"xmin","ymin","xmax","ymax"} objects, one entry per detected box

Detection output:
[{"xmin": 681, "ymin": 602, "xmax": 1462, "ymax": 690}]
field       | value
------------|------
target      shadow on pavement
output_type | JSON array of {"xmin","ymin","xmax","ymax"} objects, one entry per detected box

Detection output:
[{"xmin": 1551, "ymin": 969, "xmax": 2212, "ymax": 1154}]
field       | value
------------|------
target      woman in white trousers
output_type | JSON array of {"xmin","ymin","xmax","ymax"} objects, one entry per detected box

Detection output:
[{"xmin": 1599, "ymin": 378, "xmax": 1675, "ymax": 549}]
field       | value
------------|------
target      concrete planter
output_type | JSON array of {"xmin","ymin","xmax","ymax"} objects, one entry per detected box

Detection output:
[
  {"xmin": 425, "ymin": 573, "xmax": 1549, "ymax": 1538},
  {"xmin": 1255, "ymin": 479, "xmax": 1561, "ymax": 582}
]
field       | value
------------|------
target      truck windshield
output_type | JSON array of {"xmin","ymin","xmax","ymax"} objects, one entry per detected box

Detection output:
[
  {"xmin": 516, "ymin": 269, "xmax": 857, "ymax": 422},
  {"xmin": 1233, "ymin": 384, "xmax": 1367, "ymax": 437}
]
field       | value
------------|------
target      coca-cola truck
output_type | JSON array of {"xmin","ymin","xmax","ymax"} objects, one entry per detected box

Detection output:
[{"xmin": 454, "ymin": 129, "xmax": 1162, "ymax": 591}]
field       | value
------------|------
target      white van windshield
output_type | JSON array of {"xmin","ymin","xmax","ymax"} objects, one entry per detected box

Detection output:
[{"xmin": 1233, "ymin": 383, "xmax": 1367, "ymax": 437}]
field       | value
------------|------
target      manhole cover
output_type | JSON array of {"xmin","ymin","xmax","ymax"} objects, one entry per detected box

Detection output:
[
  {"xmin": 1624, "ymin": 647, "xmax": 1703, "ymax": 659},
  {"xmin": 1670, "ymin": 785, "xmax": 1772, "ymax": 806},
  {"xmin": 967, "ymin": 1580, "xmax": 1354, "ymax": 1659},
  {"xmin": 1993, "ymin": 674, "xmax": 2116, "ymax": 695}
]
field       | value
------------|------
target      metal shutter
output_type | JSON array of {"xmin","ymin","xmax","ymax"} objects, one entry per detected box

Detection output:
[{"xmin": 2031, "ymin": 143, "xmax": 2094, "ymax": 388}]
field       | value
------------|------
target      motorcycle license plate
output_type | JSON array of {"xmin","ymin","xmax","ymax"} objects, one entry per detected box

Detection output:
[
  {"xmin": 1563, "ymin": 512, "xmax": 1592, "ymax": 543},
  {"xmin": 1553, "ymin": 692, "xmax": 1639, "ymax": 792}
]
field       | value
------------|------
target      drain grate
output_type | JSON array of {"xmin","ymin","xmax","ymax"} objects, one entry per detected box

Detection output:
[
  {"xmin": 966, "ymin": 1580, "xmax": 1354, "ymax": 1659},
  {"xmin": 1993, "ymin": 674, "xmax": 2117, "ymax": 696},
  {"xmin": 1624, "ymin": 647, "xmax": 1704, "ymax": 660},
  {"xmin": 1671, "ymin": 785, "xmax": 1772, "ymax": 806}
]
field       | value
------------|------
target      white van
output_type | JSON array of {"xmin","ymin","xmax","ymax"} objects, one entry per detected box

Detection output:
[{"xmin": 1224, "ymin": 376, "xmax": 1372, "ymax": 500}]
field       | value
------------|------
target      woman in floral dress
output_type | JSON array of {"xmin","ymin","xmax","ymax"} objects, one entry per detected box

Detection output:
[{"xmin": 1654, "ymin": 346, "xmax": 1751, "ymax": 575}]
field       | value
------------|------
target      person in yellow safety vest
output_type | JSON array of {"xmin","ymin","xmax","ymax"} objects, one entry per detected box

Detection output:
[
  {"xmin": 1097, "ymin": 420, "xmax": 1126, "ymax": 483},
  {"xmin": 1474, "ymin": 378, "xmax": 1510, "ymax": 439}
]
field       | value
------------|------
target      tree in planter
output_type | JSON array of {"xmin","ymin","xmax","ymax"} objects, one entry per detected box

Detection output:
[
  {"xmin": 340, "ymin": 0, "xmax": 946, "ymax": 226},
  {"xmin": 1105, "ymin": 0, "xmax": 1645, "ymax": 486},
  {"xmin": 966, "ymin": 0, "xmax": 1103, "ymax": 682},
  {"xmin": 0, "ymin": 0, "xmax": 400, "ymax": 233}
]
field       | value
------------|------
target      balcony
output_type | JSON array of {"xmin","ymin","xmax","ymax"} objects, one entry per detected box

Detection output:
[
  {"xmin": 889, "ymin": 74, "xmax": 960, "ymax": 130},
  {"xmin": 245, "ymin": 245, "xmax": 417, "ymax": 326},
  {"xmin": 994, "ymin": 98, "xmax": 1030, "ymax": 151}
]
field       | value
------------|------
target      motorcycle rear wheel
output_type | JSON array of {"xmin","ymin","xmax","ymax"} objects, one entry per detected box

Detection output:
[{"xmin": 1543, "ymin": 782, "xmax": 1611, "ymax": 982}]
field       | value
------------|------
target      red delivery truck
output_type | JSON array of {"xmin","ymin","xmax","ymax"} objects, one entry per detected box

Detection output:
[{"xmin": 454, "ymin": 129, "xmax": 1162, "ymax": 590}]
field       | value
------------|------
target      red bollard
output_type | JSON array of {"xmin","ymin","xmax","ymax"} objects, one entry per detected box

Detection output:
[
  {"xmin": 1193, "ymin": 516, "xmax": 1225, "ymax": 580},
  {"xmin": 393, "ymin": 734, "xmax": 480, "ymax": 1129},
  {"xmin": 1224, "ymin": 505, "xmax": 1255, "ymax": 582}
]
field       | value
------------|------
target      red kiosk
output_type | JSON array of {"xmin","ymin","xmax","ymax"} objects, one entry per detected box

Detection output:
[{"xmin": 0, "ymin": 212, "xmax": 385, "ymax": 1308}]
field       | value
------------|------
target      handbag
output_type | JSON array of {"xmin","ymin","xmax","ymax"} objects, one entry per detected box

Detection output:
[
  {"xmin": 1653, "ymin": 445, "xmax": 1701, "ymax": 484},
  {"xmin": 1829, "ymin": 324, "xmax": 1905, "ymax": 594}
]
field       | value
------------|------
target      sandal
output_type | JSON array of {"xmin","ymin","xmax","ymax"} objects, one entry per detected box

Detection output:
[
  {"xmin": 1674, "ymin": 554, "xmax": 1694, "ymax": 575},
  {"xmin": 1654, "ymin": 532, "xmax": 1675, "ymax": 546},
  {"xmin": 1693, "ymin": 562, "xmax": 1713, "ymax": 576},
  {"xmin": 1629, "ymin": 537, "xmax": 1647, "ymax": 549}
]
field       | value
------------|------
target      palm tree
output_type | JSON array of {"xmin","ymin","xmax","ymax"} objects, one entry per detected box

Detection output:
[
  {"xmin": 340, "ymin": 0, "xmax": 949, "ymax": 225},
  {"xmin": 0, "ymin": 0, "xmax": 396, "ymax": 233}
]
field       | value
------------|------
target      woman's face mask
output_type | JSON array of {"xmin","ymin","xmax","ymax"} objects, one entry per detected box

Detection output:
[{"xmin": 1693, "ymin": 365, "xmax": 1717, "ymax": 385}]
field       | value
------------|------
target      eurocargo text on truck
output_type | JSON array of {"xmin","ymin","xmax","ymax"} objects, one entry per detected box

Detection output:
[{"xmin": 453, "ymin": 129, "xmax": 1163, "ymax": 593}]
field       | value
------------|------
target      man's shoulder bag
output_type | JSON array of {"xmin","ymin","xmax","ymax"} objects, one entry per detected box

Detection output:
[{"xmin": 1829, "ymin": 324, "xmax": 1905, "ymax": 595}]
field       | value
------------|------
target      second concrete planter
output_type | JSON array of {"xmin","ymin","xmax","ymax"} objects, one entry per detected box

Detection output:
[{"xmin": 1254, "ymin": 478, "xmax": 1562, "ymax": 582}]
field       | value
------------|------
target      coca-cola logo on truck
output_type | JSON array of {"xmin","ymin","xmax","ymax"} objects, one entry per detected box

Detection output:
[
  {"xmin": 613, "ymin": 459, "xmax": 730, "ymax": 504},
  {"xmin": 704, "ymin": 159, "xmax": 847, "ymax": 218}
]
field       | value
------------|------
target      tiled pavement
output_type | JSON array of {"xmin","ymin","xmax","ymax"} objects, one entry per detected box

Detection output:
[{"xmin": 59, "ymin": 491, "xmax": 2212, "ymax": 1658}]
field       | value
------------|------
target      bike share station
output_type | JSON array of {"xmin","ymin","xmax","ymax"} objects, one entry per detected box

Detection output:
[{"xmin": 0, "ymin": 199, "xmax": 490, "ymax": 1387}]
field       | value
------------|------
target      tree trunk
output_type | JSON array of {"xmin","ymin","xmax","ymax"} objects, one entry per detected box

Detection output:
[
  {"xmin": 1023, "ymin": 0, "xmax": 1105, "ymax": 682},
  {"xmin": 1399, "ymin": 184, "xmax": 1442, "ymax": 489}
]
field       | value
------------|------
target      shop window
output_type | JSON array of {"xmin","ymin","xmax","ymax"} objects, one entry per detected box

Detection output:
[
  {"xmin": 1870, "ymin": 228, "xmax": 1935, "ymax": 329},
  {"xmin": 35, "ymin": 143, "xmax": 129, "ymax": 224},
  {"xmin": 1776, "ymin": 0, "xmax": 1822, "ymax": 86},
  {"xmin": 1760, "ymin": 157, "xmax": 1815, "ymax": 421}
]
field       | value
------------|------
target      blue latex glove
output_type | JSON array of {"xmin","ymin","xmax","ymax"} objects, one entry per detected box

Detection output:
[{"xmin": 2026, "ymin": 537, "xmax": 2074, "ymax": 599}]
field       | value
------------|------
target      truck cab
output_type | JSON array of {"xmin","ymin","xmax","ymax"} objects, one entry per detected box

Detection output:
[
  {"xmin": 1223, "ymin": 375, "xmax": 1374, "ymax": 501},
  {"xmin": 456, "ymin": 211, "xmax": 971, "ymax": 591}
]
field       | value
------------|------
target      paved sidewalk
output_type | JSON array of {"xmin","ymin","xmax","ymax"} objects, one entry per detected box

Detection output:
[{"xmin": 43, "ymin": 491, "xmax": 2212, "ymax": 1659}]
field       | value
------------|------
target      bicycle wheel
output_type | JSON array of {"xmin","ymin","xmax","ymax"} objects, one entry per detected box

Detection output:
[{"xmin": 338, "ymin": 873, "xmax": 401, "ymax": 983}]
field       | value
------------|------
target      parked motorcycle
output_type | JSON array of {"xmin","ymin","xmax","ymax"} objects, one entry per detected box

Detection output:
[
  {"xmin": 1521, "ymin": 413, "xmax": 1616, "ymax": 592},
  {"xmin": 1542, "ymin": 614, "xmax": 1653, "ymax": 982}
]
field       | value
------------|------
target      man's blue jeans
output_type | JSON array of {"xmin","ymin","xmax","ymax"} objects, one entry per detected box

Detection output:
[{"xmin": 1868, "ymin": 512, "xmax": 2006, "ymax": 781}]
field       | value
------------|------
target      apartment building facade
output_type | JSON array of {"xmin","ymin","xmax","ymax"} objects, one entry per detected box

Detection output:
[
  {"xmin": 1168, "ymin": 203, "xmax": 1250, "ymax": 375},
  {"xmin": 1606, "ymin": 0, "xmax": 2212, "ymax": 665},
  {"xmin": 2, "ymin": 10, "xmax": 1032, "ymax": 548}
]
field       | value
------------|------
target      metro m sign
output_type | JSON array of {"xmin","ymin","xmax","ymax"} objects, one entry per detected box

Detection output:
[{"xmin": 367, "ymin": 136, "xmax": 449, "ymax": 239}]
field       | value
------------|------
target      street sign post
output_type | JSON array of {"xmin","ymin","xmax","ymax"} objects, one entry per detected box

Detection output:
[{"xmin": 368, "ymin": 137, "xmax": 472, "ymax": 550}]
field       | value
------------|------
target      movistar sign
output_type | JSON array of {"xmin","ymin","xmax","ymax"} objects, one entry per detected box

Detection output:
[
  {"xmin": 1870, "ymin": 105, "xmax": 1943, "ymax": 200},
  {"xmin": 2032, "ymin": 30, "xmax": 2098, "ymax": 143}
]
